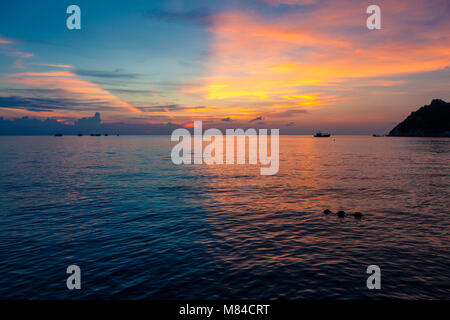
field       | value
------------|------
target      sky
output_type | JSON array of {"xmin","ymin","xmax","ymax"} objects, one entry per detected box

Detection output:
[{"xmin": 0, "ymin": 0, "xmax": 449, "ymax": 134}]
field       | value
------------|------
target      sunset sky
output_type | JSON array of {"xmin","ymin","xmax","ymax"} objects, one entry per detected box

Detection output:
[{"xmin": 0, "ymin": 0, "xmax": 449, "ymax": 134}]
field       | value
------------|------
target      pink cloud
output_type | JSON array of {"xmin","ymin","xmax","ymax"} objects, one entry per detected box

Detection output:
[
  {"xmin": 4, "ymin": 70, "xmax": 142, "ymax": 116},
  {"xmin": 0, "ymin": 37, "xmax": 14, "ymax": 44},
  {"xmin": 31, "ymin": 63, "xmax": 74, "ymax": 69},
  {"xmin": 184, "ymin": 1, "xmax": 450, "ymax": 123}
]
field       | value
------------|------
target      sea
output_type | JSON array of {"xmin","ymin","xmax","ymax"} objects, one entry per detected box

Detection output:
[{"xmin": 0, "ymin": 135, "xmax": 449, "ymax": 299}]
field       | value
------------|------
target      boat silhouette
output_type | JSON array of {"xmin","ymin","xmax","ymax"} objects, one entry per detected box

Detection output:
[{"xmin": 314, "ymin": 132, "xmax": 331, "ymax": 137}]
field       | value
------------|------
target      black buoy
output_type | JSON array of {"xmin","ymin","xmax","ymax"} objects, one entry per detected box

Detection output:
[
  {"xmin": 323, "ymin": 209, "xmax": 331, "ymax": 215},
  {"xmin": 353, "ymin": 212, "xmax": 363, "ymax": 218},
  {"xmin": 336, "ymin": 210, "xmax": 346, "ymax": 217}
]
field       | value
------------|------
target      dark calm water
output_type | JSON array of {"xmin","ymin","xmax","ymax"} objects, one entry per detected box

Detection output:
[{"xmin": 0, "ymin": 135, "xmax": 449, "ymax": 299}]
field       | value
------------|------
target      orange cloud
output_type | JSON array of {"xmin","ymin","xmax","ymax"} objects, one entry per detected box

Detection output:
[
  {"xmin": 1, "ymin": 36, "xmax": 141, "ymax": 118},
  {"xmin": 184, "ymin": 2, "xmax": 450, "ymax": 122},
  {"xmin": 29, "ymin": 63, "xmax": 74, "ymax": 69},
  {"xmin": 4, "ymin": 70, "xmax": 142, "ymax": 115},
  {"xmin": 14, "ymin": 71, "xmax": 77, "ymax": 77}
]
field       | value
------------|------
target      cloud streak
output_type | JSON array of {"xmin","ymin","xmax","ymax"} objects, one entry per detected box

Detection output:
[
  {"xmin": 3, "ymin": 70, "xmax": 142, "ymax": 117},
  {"xmin": 146, "ymin": 8, "xmax": 214, "ymax": 26},
  {"xmin": 75, "ymin": 69, "xmax": 141, "ymax": 79},
  {"xmin": 180, "ymin": 0, "xmax": 450, "ymax": 124}
]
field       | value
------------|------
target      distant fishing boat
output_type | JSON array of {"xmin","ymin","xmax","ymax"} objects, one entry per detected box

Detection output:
[
  {"xmin": 54, "ymin": 133, "xmax": 63, "ymax": 136},
  {"xmin": 314, "ymin": 132, "xmax": 331, "ymax": 137}
]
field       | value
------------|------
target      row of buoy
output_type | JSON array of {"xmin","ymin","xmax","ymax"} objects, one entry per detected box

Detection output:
[{"xmin": 323, "ymin": 209, "xmax": 363, "ymax": 218}]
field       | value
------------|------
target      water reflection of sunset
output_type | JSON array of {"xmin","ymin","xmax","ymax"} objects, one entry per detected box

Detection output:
[{"xmin": 192, "ymin": 136, "xmax": 449, "ymax": 298}]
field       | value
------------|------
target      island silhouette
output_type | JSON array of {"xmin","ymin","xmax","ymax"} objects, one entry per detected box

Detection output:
[{"xmin": 388, "ymin": 99, "xmax": 450, "ymax": 137}]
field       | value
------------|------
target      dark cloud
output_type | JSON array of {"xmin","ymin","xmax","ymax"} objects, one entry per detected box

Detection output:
[
  {"xmin": 269, "ymin": 109, "xmax": 309, "ymax": 118},
  {"xmin": 0, "ymin": 96, "xmax": 73, "ymax": 111},
  {"xmin": 0, "ymin": 112, "xmax": 181, "ymax": 135},
  {"xmin": 109, "ymin": 88, "xmax": 160, "ymax": 95},
  {"xmin": 136, "ymin": 104, "xmax": 182, "ymax": 112},
  {"xmin": 249, "ymin": 116, "xmax": 263, "ymax": 123},
  {"xmin": 75, "ymin": 112, "xmax": 101, "ymax": 128},
  {"xmin": 145, "ymin": 8, "xmax": 214, "ymax": 26},
  {"xmin": 0, "ymin": 88, "xmax": 69, "ymax": 95},
  {"xmin": 75, "ymin": 69, "xmax": 141, "ymax": 79},
  {"xmin": 0, "ymin": 95, "xmax": 118, "ymax": 113},
  {"xmin": 130, "ymin": 115, "xmax": 173, "ymax": 122},
  {"xmin": 221, "ymin": 117, "xmax": 232, "ymax": 122}
]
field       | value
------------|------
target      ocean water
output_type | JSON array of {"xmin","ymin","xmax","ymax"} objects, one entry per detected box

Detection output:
[{"xmin": 0, "ymin": 135, "xmax": 449, "ymax": 299}]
